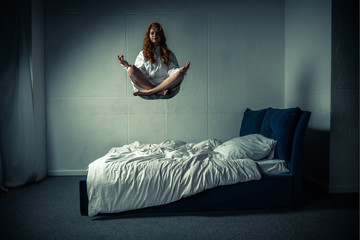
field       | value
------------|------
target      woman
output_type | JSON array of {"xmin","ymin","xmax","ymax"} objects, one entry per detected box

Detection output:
[{"xmin": 118, "ymin": 22, "xmax": 190, "ymax": 97}]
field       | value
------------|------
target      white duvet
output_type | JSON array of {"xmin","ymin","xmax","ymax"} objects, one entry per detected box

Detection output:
[{"xmin": 87, "ymin": 138, "xmax": 264, "ymax": 216}]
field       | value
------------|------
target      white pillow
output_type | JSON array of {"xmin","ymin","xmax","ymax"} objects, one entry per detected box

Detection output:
[{"xmin": 213, "ymin": 134, "xmax": 277, "ymax": 160}]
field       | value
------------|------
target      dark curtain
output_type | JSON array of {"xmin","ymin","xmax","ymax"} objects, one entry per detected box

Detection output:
[{"xmin": 0, "ymin": 0, "xmax": 46, "ymax": 189}]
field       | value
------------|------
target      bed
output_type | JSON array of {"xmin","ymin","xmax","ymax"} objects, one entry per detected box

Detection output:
[{"xmin": 80, "ymin": 107, "xmax": 311, "ymax": 216}]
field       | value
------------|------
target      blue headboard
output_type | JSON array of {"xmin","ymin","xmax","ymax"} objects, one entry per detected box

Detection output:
[
  {"xmin": 239, "ymin": 107, "xmax": 311, "ymax": 205},
  {"xmin": 239, "ymin": 107, "xmax": 310, "ymax": 162}
]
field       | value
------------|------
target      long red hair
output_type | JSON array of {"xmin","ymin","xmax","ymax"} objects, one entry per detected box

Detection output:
[{"xmin": 142, "ymin": 23, "xmax": 170, "ymax": 66}]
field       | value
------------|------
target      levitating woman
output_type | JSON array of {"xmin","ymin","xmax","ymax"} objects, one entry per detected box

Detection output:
[{"xmin": 118, "ymin": 22, "xmax": 190, "ymax": 98}]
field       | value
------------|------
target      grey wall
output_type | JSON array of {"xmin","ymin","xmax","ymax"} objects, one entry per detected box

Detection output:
[
  {"xmin": 284, "ymin": 0, "xmax": 331, "ymax": 189},
  {"xmin": 285, "ymin": 0, "xmax": 331, "ymax": 129},
  {"xmin": 285, "ymin": 0, "xmax": 359, "ymax": 193},
  {"xmin": 45, "ymin": 0, "xmax": 285, "ymax": 175},
  {"xmin": 329, "ymin": 0, "xmax": 359, "ymax": 193},
  {"xmin": 44, "ymin": 0, "xmax": 359, "ymax": 194},
  {"xmin": 32, "ymin": 0, "xmax": 47, "ymax": 183}
]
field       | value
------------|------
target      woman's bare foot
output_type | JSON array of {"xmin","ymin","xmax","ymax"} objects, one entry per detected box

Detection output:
[
  {"xmin": 180, "ymin": 61, "xmax": 190, "ymax": 73},
  {"xmin": 133, "ymin": 90, "xmax": 151, "ymax": 96},
  {"xmin": 158, "ymin": 89, "xmax": 168, "ymax": 96}
]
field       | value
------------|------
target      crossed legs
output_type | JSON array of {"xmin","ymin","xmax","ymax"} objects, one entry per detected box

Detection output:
[{"xmin": 127, "ymin": 61, "xmax": 190, "ymax": 96}]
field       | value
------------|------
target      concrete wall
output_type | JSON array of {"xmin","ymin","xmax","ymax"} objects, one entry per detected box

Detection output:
[
  {"xmin": 44, "ymin": 0, "xmax": 285, "ymax": 175},
  {"xmin": 32, "ymin": 0, "xmax": 47, "ymax": 183},
  {"xmin": 284, "ymin": 0, "xmax": 332, "ymax": 190},
  {"xmin": 329, "ymin": 0, "xmax": 359, "ymax": 193},
  {"xmin": 44, "ymin": 0, "xmax": 359, "ymax": 193},
  {"xmin": 285, "ymin": 0, "xmax": 359, "ymax": 193}
]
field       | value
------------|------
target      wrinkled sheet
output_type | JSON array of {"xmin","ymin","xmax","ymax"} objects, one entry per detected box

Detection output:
[
  {"xmin": 256, "ymin": 159, "xmax": 289, "ymax": 175},
  {"xmin": 87, "ymin": 139, "xmax": 262, "ymax": 216}
]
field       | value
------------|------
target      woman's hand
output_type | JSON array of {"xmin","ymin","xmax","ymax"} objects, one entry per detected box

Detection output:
[{"xmin": 117, "ymin": 54, "xmax": 130, "ymax": 69}]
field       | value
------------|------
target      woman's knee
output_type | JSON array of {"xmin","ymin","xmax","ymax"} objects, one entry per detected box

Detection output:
[{"xmin": 127, "ymin": 65, "xmax": 135, "ymax": 77}]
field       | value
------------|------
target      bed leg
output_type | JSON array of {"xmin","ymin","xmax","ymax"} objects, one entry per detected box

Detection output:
[{"xmin": 79, "ymin": 177, "xmax": 89, "ymax": 216}]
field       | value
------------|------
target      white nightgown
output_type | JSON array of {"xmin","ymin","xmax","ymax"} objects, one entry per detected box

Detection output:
[{"xmin": 131, "ymin": 47, "xmax": 181, "ymax": 91}]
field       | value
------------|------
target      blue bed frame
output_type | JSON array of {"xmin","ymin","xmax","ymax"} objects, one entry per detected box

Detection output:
[{"xmin": 80, "ymin": 107, "xmax": 311, "ymax": 216}]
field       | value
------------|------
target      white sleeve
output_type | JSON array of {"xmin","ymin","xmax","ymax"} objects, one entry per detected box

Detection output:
[
  {"xmin": 134, "ymin": 51, "xmax": 149, "ymax": 77},
  {"xmin": 167, "ymin": 51, "xmax": 181, "ymax": 76}
]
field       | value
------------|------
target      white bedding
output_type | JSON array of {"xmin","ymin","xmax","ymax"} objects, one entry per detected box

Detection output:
[
  {"xmin": 256, "ymin": 159, "xmax": 289, "ymax": 174},
  {"xmin": 87, "ymin": 138, "xmax": 263, "ymax": 216}
]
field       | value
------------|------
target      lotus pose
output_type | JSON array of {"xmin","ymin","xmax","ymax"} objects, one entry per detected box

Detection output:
[{"xmin": 118, "ymin": 22, "xmax": 190, "ymax": 97}]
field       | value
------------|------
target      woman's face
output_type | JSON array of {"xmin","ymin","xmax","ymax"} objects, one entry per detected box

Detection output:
[{"xmin": 149, "ymin": 27, "xmax": 161, "ymax": 46}]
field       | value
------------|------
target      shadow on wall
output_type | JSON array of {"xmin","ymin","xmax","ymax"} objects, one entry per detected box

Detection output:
[
  {"xmin": 303, "ymin": 128, "xmax": 330, "ymax": 191},
  {"xmin": 294, "ymin": 58, "xmax": 331, "ymax": 192}
]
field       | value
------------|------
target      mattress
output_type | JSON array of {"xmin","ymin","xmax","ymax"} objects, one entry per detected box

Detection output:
[
  {"xmin": 85, "ymin": 136, "xmax": 291, "ymax": 216},
  {"xmin": 86, "ymin": 139, "xmax": 264, "ymax": 216},
  {"xmin": 79, "ymin": 159, "xmax": 289, "ymax": 216}
]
